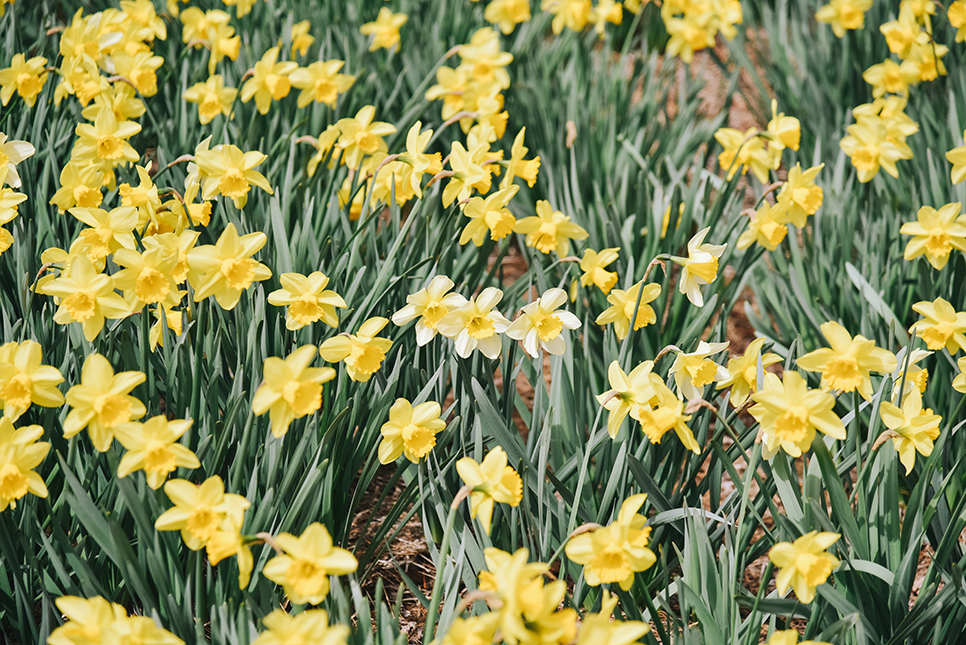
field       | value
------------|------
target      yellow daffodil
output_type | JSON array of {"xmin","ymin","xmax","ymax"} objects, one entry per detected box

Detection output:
[
  {"xmin": 290, "ymin": 60, "xmax": 355, "ymax": 108},
  {"xmin": 900, "ymin": 202, "xmax": 966, "ymax": 270},
  {"xmin": 50, "ymin": 161, "xmax": 104, "ymax": 211},
  {"xmin": 950, "ymin": 1, "xmax": 966, "ymax": 42},
  {"xmin": 0, "ymin": 54, "xmax": 48, "ymax": 107},
  {"xmin": 144, "ymin": 230, "xmax": 197, "ymax": 285},
  {"xmin": 514, "ymin": 200, "xmax": 589, "ymax": 256},
  {"xmin": 953, "ymin": 357, "xmax": 966, "ymax": 393},
  {"xmin": 46, "ymin": 597, "xmax": 130, "ymax": 645},
  {"xmin": 206, "ymin": 508, "xmax": 253, "ymax": 588},
  {"xmin": 64, "ymin": 353, "xmax": 146, "ymax": 452},
  {"xmin": 0, "ymin": 132, "xmax": 35, "ymax": 188},
  {"xmin": 252, "ymin": 346, "xmax": 336, "ymax": 438},
  {"xmin": 115, "ymin": 416, "xmax": 199, "ymax": 489},
  {"xmin": 436, "ymin": 615, "xmax": 500, "ymax": 645},
  {"xmin": 796, "ymin": 321, "xmax": 897, "ymax": 399},
  {"xmin": 290, "ymin": 20, "xmax": 316, "ymax": 58},
  {"xmin": 596, "ymin": 360, "xmax": 655, "ymax": 439},
  {"xmin": 737, "ymin": 202, "xmax": 788, "ymax": 251},
  {"xmin": 391, "ymin": 276, "xmax": 467, "ymax": 346},
  {"xmin": 750, "ymin": 371, "xmax": 846, "ymax": 458},
  {"xmin": 155, "ymin": 475, "xmax": 250, "ymax": 550},
  {"xmin": 268, "ymin": 272, "xmax": 347, "ymax": 331},
  {"xmin": 765, "ymin": 99, "xmax": 801, "ymax": 153},
  {"xmin": 633, "ymin": 378, "xmax": 701, "ymax": 452},
  {"xmin": 948, "ymin": 133, "xmax": 966, "ymax": 184},
  {"xmin": 223, "ymin": 0, "xmax": 259, "ymax": 17},
  {"xmin": 576, "ymin": 591, "xmax": 650, "ymax": 645},
  {"xmin": 776, "ymin": 163, "xmax": 824, "ymax": 227},
  {"xmin": 715, "ymin": 127, "xmax": 775, "ymax": 183},
  {"xmin": 72, "ymin": 107, "xmax": 141, "ymax": 166},
  {"xmin": 579, "ymin": 247, "xmax": 619, "ymax": 294},
  {"xmin": 670, "ymin": 227, "xmax": 727, "ymax": 307},
  {"xmin": 436, "ymin": 287, "xmax": 510, "ymax": 359},
  {"xmin": 457, "ymin": 446, "xmax": 523, "ymax": 534},
  {"xmin": 505, "ymin": 288, "xmax": 581, "ymax": 357},
  {"xmin": 907, "ymin": 39, "xmax": 948, "ymax": 82},
  {"xmin": 0, "ymin": 418, "xmax": 50, "ymax": 511},
  {"xmin": 252, "ymin": 609, "xmax": 349, "ymax": 645},
  {"xmin": 443, "ymin": 140, "xmax": 488, "ymax": 207},
  {"xmin": 863, "ymin": 58, "xmax": 920, "ymax": 98},
  {"xmin": 263, "ymin": 522, "xmax": 358, "ymax": 605},
  {"xmin": 81, "ymin": 82, "xmax": 145, "ymax": 123},
  {"xmin": 70, "ymin": 205, "xmax": 138, "ymax": 262},
  {"xmin": 397, "ymin": 121, "xmax": 443, "ymax": 198},
  {"xmin": 319, "ymin": 317, "xmax": 393, "ymax": 382},
  {"xmin": 149, "ymin": 305, "xmax": 183, "ymax": 352},
  {"xmin": 839, "ymin": 115, "xmax": 907, "ymax": 183},
  {"xmin": 816, "ymin": 0, "xmax": 872, "ymax": 37},
  {"xmin": 186, "ymin": 223, "xmax": 272, "ymax": 310},
  {"xmin": 0, "ymin": 340, "xmax": 65, "ymax": 421},
  {"xmin": 378, "ymin": 398, "xmax": 446, "ymax": 464},
  {"xmin": 111, "ymin": 51, "xmax": 164, "ymax": 97},
  {"xmin": 716, "ymin": 337, "xmax": 783, "ymax": 407},
  {"xmin": 890, "ymin": 347, "xmax": 931, "ymax": 398},
  {"xmin": 118, "ymin": 165, "xmax": 160, "ymax": 224},
  {"xmin": 541, "ymin": 0, "xmax": 593, "ymax": 34},
  {"xmin": 879, "ymin": 388, "xmax": 940, "ymax": 474},
  {"xmin": 767, "ymin": 629, "xmax": 833, "ymax": 645},
  {"xmin": 770, "ymin": 531, "xmax": 840, "ymax": 603},
  {"xmin": 194, "ymin": 143, "xmax": 273, "ymax": 208},
  {"xmin": 240, "ymin": 46, "xmax": 297, "ymax": 114},
  {"xmin": 183, "ymin": 74, "xmax": 237, "ymax": 124},
  {"xmin": 459, "ymin": 185, "xmax": 519, "ymax": 246},
  {"xmin": 595, "ymin": 280, "xmax": 661, "ymax": 339},
  {"xmin": 565, "ymin": 494, "xmax": 655, "ymax": 589},
  {"xmin": 590, "ymin": 0, "xmax": 623, "ymax": 36},
  {"xmin": 360, "ymin": 8, "xmax": 408, "ymax": 51},
  {"xmin": 909, "ymin": 297, "xmax": 966, "ymax": 354},
  {"xmin": 45, "ymin": 256, "xmax": 132, "ymax": 341},
  {"xmin": 112, "ymin": 247, "xmax": 181, "ymax": 308},
  {"xmin": 485, "ymin": 0, "xmax": 532, "ymax": 34},
  {"xmin": 669, "ymin": 341, "xmax": 730, "ymax": 401},
  {"xmin": 334, "ymin": 105, "xmax": 396, "ymax": 170}
]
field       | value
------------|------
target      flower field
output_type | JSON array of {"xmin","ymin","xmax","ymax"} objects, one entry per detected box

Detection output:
[{"xmin": 2, "ymin": 0, "xmax": 966, "ymax": 643}]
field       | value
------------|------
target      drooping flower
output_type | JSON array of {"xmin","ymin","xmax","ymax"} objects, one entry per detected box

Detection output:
[
  {"xmin": 378, "ymin": 398, "xmax": 446, "ymax": 464},
  {"xmin": 115, "ymin": 416, "xmax": 199, "ymax": 489},
  {"xmin": 769, "ymin": 531, "xmax": 840, "ymax": 603},
  {"xmin": 633, "ymin": 378, "xmax": 701, "ymax": 453},
  {"xmin": 900, "ymin": 203, "xmax": 966, "ymax": 270},
  {"xmin": 596, "ymin": 360, "xmax": 655, "ymax": 439},
  {"xmin": 63, "ymin": 353, "xmax": 146, "ymax": 452},
  {"xmin": 879, "ymin": 388, "xmax": 940, "ymax": 474},
  {"xmin": 436, "ymin": 287, "xmax": 511, "ymax": 359},
  {"xmin": 240, "ymin": 46, "xmax": 297, "ymax": 114},
  {"xmin": 715, "ymin": 337, "xmax": 783, "ymax": 408},
  {"xmin": 319, "ymin": 317, "xmax": 393, "ymax": 382},
  {"xmin": 456, "ymin": 446, "xmax": 523, "ymax": 534},
  {"xmin": 578, "ymin": 247, "xmax": 619, "ymax": 294},
  {"xmin": 566, "ymin": 493, "xmax": 655, "ymax": 589},
  {"xmin": 750, "ymin": 371, "xmax": 846, "ymax": 458},
  {"xmin": 360, "ymin": 8, "xmax": 408, "ymax": 51},
  {"xmin": 186, "ymin": 223, "xmax": 272, "ymax": 310},
  {"xmin": 155, "ymin": 476, "xmax": 250, "ymax": 550},
  {"xmin": 670, "ymin": 227, "xmax": 727, "ymax": 307},
  {"xmin": 908, "ymin": 297, "xmax": 966, "ymax": 355},
  {"xmin": 669, "ymin": 341, "xmax": 730, "ymax": 401},
  {"xmin": 594, "ymin": 280, "xmax": 661, "ymax": 339},
  {"xmin": 391, "ymin": 276, "xmax": 467, "ymax": 346},
  {"xmin": 263, "ymin": 522, "xmax": 358, "ymax": 605},
  {"xmin": 796, "ymin": 321, "xmax": 897, "ymax": 399},
  {"xmin": 514, "ymin": 200, "xmax": 588, "ymax": 256},
  {"xmin": 252, "ymin": 346, "xmax": 336, "ymax": 438},
  {"xmin": 0, "ymin": 418, "xmax": 50, "ymax": 511},
  {"xmin": 268, "ymin": 272, "xmax": 347, "ymax": 331},
  {"xmin": 0, "ymin": 340, "xmax": 65, "ymax": 421},
  {"xmin": 252, "ymin": 609, "xmax": 350, "ymax": 645},
  {"xmin": 505, "ymin": 288, "xmax": 581, "ymax": 357}
]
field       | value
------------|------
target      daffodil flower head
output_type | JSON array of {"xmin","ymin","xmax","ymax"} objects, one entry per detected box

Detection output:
[
  {"xmin": 72, "ymin": 107, "xmax": 141, "ymax": 166},
  {"xmin": 715, "ymin": 337, "xmax": 783, "ymax": 408},
  {"xmin": 514, "ymin": 200, "xmax": 588, "ymax": 256},
  {"xmin": 947, "ymin": 132, "xmax": 966, "ymax": 184},
  {"xmin": 206, "ymin": 511, "xmax": 253, "ymax": 589},
  {"xmin": 952, "ymin": 356, "xmax": 966, "ymax": 393},
  {"xmin": 319, "ymin": 317, "xmax": 393, "ymax": 382},
  {"xmin": 154, "ymin": 475, "xmax": 250, "ymax": 550},
  {"xmin": 459, "ymin": 185, "xmax": 519, "ymax": 247},
  {"xmin": 70, "ymin": 205, "xmax": 139, "ymax": 262},
  {"xmin": 737, "ymin": 202, "xmax": 788, "ymax": 251},
  {"xmin": 769, "ymin": 531, "xmax": 840, "ymax": 603},
  {"xmin": 900, "ymin": 203, "xmax": 966, "ymax": 270},
  {"xmin": 334, "ymin": 105, "xmax": 397, "ymax": 171},
  {"xmin": 64, "ymin": 353, "xmax": 146, "ymax": 452},
  {"xmin": 290, "ymin": 59, "xmax": 355, "ymax": 109},
  {"xmin": 240, "ymin": 46, "xmax": 298, "ymax": 114},
  {"xmin": 890, "ymin": 347, "xmax": 931, "ymax": 399},
  {"xmin": 112, "ymin": 246, "xmax": 181, "ymax": 308},
  {"xmin": 879, "ymin": 388, "xmax": 941, "ymax": 474},
  {"xmin": 46, "ymin": 596, "xmax": 130, "ymax": 645},
  {"xmin": 862, "ymin": 58, "xmax": 921, "ymax": 99},
  {"xmin": 714, "ymin": 127, "xmax": 774, "ymax": 183},
  {"xmin": 576, "ymin": 590, "xmax": 650, "ymax": 645},
  {"xmin": 186, "ymin": 223, "xmax": 272, "ymax": 310},
  {"xmin": 839, "ymin": 114, "xmax": 908, "ymax": 183},
  {"xmin": 252, "ymin": 609, "xmax": 350, "ymax": 645},
  {"xmin": 776, "ymin": 163, "xmax": 824, "ymax": 228},
  {"xmin": 456, "ymin": 446, "xmax": 523, "ymax": 534},
  {"xmin": 195, "ymin": 143, "xmax": 273, "ymax": 209},
  {"xmin": 252, "ymin": 346, "xmax": 337, "ymax": 437},
  {"xmin": 0, "ymin": 54, "xmax": 48, "ymax": 107},
  {"xmin": 766, "ymin": 99, "xmax": 801, "ymax": 153},
  {"xmin": 443, "ymin": 140, "xmax": 488, "ymax": 207},
  {"xmin": 595, "ymin": 280, "xmax": 661, "ymax": 339},
  {"xmin": 360, "ymin": 7, "xmax": 408, "ymax": 51},
  {"xmin": 796, "ymin": 320, "xmax": 897, "ymax": 399},
  {"xmin": 596, "ymin": 360, "xmax": 655, "ymax": 439},
  {"xmin": 0, "ymin": 418, "xmax": 50, "ymax": 511},
  {"xmin": 632, "ymin": 377, "xmax": 701, "ymax": 453},
  {"xmin": 290, "ymin": 20, "xmax": 316, "ymax": 57},
  {"xmin": 767, "ymin": 629, "xmax": 833, "ymax": 645},
  {"xmin": 45, "ymin": 256, "xmax": 132, "ymax": 341},
  {"xmin": 436, "ymin": 614, "xmax": 500, "ymax": 645},
  {"xmin": 183, "ymin": 74, "xmax": 237, "ymax": 124},
  {"xmin": 436, "ymin": 287, "xmax": 510, "ymax": 359},
  {"xmin": 391, "ymin": 275, "xmax": 467, "ymax": 346},
  {"xmin": 540, "ymin": 0, "xmax": 593, "ymax": 34},
  {"xmin": 268, "ymin": 272, "xmax": 347, "ymax": 331},
  {"xmin": 669, "ymin": 340, "xmax": 729, "ymax": 401},
  {"xmin": 262, "ymin": 522, "xmax": 358, "ymax": 605},
  {"xmin": 909, "ymin": 297, "xmax": 966, "ymax": 354},
  {"xmin": 670, "ymin": 227, "xmax": 727, "ymax": 307},
  {"xmin": 750, "ymin": 371, "xmax": 846, "ymax": 458},
  {"xmin": 501, "ymin": 127, "xmax": 540, "ymax": 188},
  {"xmin": 0, "ymin": 340, "xmax": 65, "ymax": 421},
  {"xmin": 505, "ymin": 288, "xmax": 581, "ymax": 358},
  {"xmin": 378, "ymin": 398, "xmax": 446, "ymax": 464},
  {"xmin": 396, "ymin": 121, "xmax": 443, "ymax": 198},
  {"xmin": 115, "ymin": 416, "xmax": 199, "ymax": 489},
  {"xmin": 815, "ymin": 0, "xmax": 872, "ymax": 37},
  {"xmin": 579, "ymin": 247, "xmax": 619, "ymax": 294}
]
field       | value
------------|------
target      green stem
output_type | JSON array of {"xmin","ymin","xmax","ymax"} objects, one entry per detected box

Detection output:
[
  {"xmin": 423, "ymin": 500, "xmax": 459, "ymax": 645},
  {"xmin": 140, "ymin": 307, "xmax": 156, "ymax": 409},
  {"xmin": 743, "ymin": 562, "xmax": 775, "ymax": 645}
]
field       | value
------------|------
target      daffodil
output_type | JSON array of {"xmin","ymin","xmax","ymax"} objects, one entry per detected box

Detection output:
[
  {"xmin": 456, "ymin": 446, "xmax": 523, "ymax": 534},
  {"xmin": 396, "ymin": 121, "xmax": 443, "ymax": 198},
  {"xmin": 436, "ymin": 287, "xmax": 510, "ymax": 359},
  {"xmin": 565, "ymin": 494, "xmax": 655, "ymax": 589},
  {"xmin": 206, "ymin": 510, "xmax": 252, "ymax": 588},
  {"xmin": 765, "ymin": 99, "xmax": 801, "ymax": 153},
  {"xmin": 669, "ymin": 341, "xmax": 730, "ymax": 401},
  {"xmin": 290, "ymin": 60, "xmax": 355, "ymax": 108},
  {"xmin": 890, "ymin": 347, "xmax": 931, "ymax": 398},
  {"xmin": 541, "ymin": 0, "xmax": 593, "ymax": 34},
  {"xmin": 378, "ymin": 398, "xmax": 446, "ymax": 464},
  {"xmin": 737, "ymin": 202, "xmax": 788, "ymax": 251},
  {"xmin": 595, "ymin": 280, "xmax": 662, "ymax": 339},
  {"xmin": 596, "ymin": 360, "xmax": 655, "ymax": 439},
  {"xmin": 863, "ymin": 58, "xmax": 920, "ymax": 98},
  {"xmin": 839, "ymin": 116, "xmax": 906, "ymax": 183},
  {"xmin": 815, "ymin": 0, "xmax": 872, "ymax": 37},
  {"xmin": 0, "ymin": 132, "xmax": 36, "ymax": 188},
  {"xmin": 776, "ymin": 163, "xmax": 824, "ymax": 228},
  {"xmin": 46, "ymin": 597, "xmax": 128, "ymax": 645},
  {"xmin": 63, "ymin": 353, "xmax": 146, "ymax": 452},
  {"xmin": 290, "ymin": 20, "xmax": 316, "ymax": 57},
  {"xmin": 459, "ymin": 185, "xmax": 519, "ymax": 246},
  {"xmin": 579, "ymin": 247, "xmax": 619, "ymax": 294},
  {"xmin": 223, "ymin": 0, "xmax": 259, "ymax": 17},
  {"xmin": 633, "ymin": 378, "xmax": 701, "ymax": 453},
  {"xmin": 953, "ymin": 357, "xmax": 966, "ymax": 393},
  {"xmin": 319, "ymin": 317, "xmax": 393, "ymax": 382},
  {"xmin": 268, "ymin": 272, "xmax": 347, "ymax": 330},
  {"xmin": 715, "ymin": 127, "xmax": 775, "ymax": 183},
  {"xmin": 0, "ymin": 54, "xmax": 48, "ymax": 107},
  {"xmin": 750, "ymin": 371, "xmax": 846, "ymax": 458},
  {"xmin": 334, "ymin": 105, "xmax": 396, "ymax": 170},
  {"xmin": 951, "ymin": 1, "xmax": 966, "ymax": 42},
  {"xmin": 252, "ymin": 609, "xmax": 349, "ymax": 645},
  {"xmin": 263, "ymin": 522, "xmax": 358, "ymax": 605},
  {"xmin": 70, "ymin": 205, "xmax": 138, "ymax": 262},
  {"xmin": 670, "ymin": 227, "xmax": 727, "ymax": 307},
  {"xmin": 44, "ymin": 256, "xmax": 132, "ymax": 341},
  {"xmin": 443, "ymin": 141, "xmax": 488, "ymax": 207},
  {"xmin": 194, "ymin": 143, "xmax": 273, "ymax": 208},
  {"xmin": 186, "ymin": 223, "xmax": 272, "ymax": 310},
  {"xmin": 0, "ymin": 418, "xmax": 50, "ymax": 511},
  {"xmin": 183, "ymin": 75, "xmax": 237, "ymax": 124},
  {"xmin": 900, "ymin": 202, "xmax": 966, "ymax": 270},
  {"xmin": 514, "ymin": 200, "xmax": 589, "ymax": 256},
  {"xmin": 252, "ymin": 346, "xmax": 336, "ymax": 438},
  {"xmin": 436, "ymin": 615, "xmax": 500, "ymax": 645},
  {"xmin": 948, "ymin": 133, "xmax": 966, "ymax": 184},
  {"xmin": 590, "ymin": 0, "xmax": 623, "ymax": 35},
  {"xmin": 115, "ymin": 416, "xmax": 199, "ymax": 489},
  {"xmin": 149, "ymin": 305, "xmax": 183, "ymax": 352},
  {"xmin": 880, "ymin": 4, "xmax": 921, "ymax": 57},
  {"xmin": 391, "ymin": 276, "xmax": 467, "ymax": 346},
  {"xmin": 716, "ymin": 337, "xmax": 783, "ymax": 407},
  {"xmin": 240, "ymin": 46, "xmax": 297, "ymax": 114},
  {"xmin": 485, "ymin": 0, "xmax": 532, "ymax": 35},
  {"xmin": 80, "ymin": 82, "xmax": 145, "ymax": 123},
  {"xmin": 155, "ymin": 476, "xmax": 250, "ymax": 550},
  {"xmin": 50, "ymin": 161, "xmax": 104, "ymax": 211},
  {"xmin": 796, "ymin": 321, "xmax": 897, "ymax": 399},
  {"xmin": 0, "ymin": 340, "xmax": 65, "ymax": 421},
  {"xmin": 576, "ymin": 591, "xmax": 650, "ymax": 645},
  {"xmin": 909, "ymin": 297, "xmax": 966, "ymax": 354},
  {"xmin": 505, "ymin": 288, "xmax": 581, "ymax": 357},
  {"xmin": 770, "ymin": 531, "xmax": 840, "ymax": 603},
  {"xmin": 112, "ymin": 246, "xmax": 181, "ymax": 307},
  {"xmin": 879, "ymin": 388, "xmax": 940, "ymax": 474},
  {"xmin": 360, "ymin": 8, "xmax": 408, "ymax": 51},
  {"xmin": 118, "ymin": 165, "xmax": 161, "ymax": 224},
  {"xmin": 111, "ymin": 51, "xmax": 164, "ymax": 97},
  {"xmin": 72, "ymin": 107, "xmax": 141, "ymax": 166}
]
